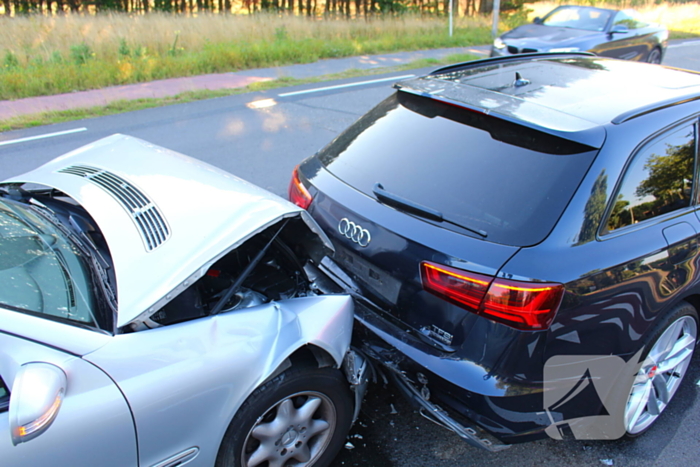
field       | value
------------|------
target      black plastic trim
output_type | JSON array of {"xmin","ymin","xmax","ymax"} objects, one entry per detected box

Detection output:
[
  {"xmin": 427, "ymin": 52, "xmax": 596, "ymax": 76},
  {"xmin": 612, "ymin": 94, "xmax": 700, "ymax": 124}
]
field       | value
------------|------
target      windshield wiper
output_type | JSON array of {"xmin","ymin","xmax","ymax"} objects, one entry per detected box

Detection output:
[
  {"xmin": 27, "ymin": 201, "xmax": 118, "ymax": 318},
  {"xmin": 373, "ymin": 183, "xmax": 488, "ymax": 238}
]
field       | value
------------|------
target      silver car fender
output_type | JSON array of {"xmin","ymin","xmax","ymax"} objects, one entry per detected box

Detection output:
[{"xmin": 83, "ymin": 294, "xmax": 353, "ymax": 467}]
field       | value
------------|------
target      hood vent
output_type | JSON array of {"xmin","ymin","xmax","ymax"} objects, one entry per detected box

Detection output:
[{"xmin": 58, "ymin": 165, "xmax": 170, "ymax": 251}]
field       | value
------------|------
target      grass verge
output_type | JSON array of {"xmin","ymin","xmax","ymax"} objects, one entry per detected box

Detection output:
[
  {"xmin": 0, "ymin": 52, "xmax": 476, "ymax": 132},
  {"xmin": 0, "ymin": 14, "xmax": 491, "ymax": 100}
]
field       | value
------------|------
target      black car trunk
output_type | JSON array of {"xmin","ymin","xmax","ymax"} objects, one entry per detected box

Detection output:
[
  {"xmin": 308, "ymin": 172, "xmax": 520, "ymax": 352},
  {"xmin": 301, "ymin": 91, "xmax": 597, "ymax": 356}
]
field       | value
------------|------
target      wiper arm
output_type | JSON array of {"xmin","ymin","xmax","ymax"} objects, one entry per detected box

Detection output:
[{"xmin": 373, "ymin": 183, "xmax": 487, "ymax": 238}]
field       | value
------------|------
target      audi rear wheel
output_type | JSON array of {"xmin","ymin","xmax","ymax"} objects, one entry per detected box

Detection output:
[{"xmin": 623, "ymin": 301, "xmax": 697, "ymax": 436}]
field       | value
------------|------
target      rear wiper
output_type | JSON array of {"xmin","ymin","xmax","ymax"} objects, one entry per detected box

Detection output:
[{"xmin": 373, "ymin": 183, "xmax": 488, "ymax": 238}]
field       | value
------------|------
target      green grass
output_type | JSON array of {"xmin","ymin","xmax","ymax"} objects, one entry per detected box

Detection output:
[
  {"xmin": 0, "ymin": 16, "xmax": 490, "ymax": 101},
  {"xmin": 669, "ymin": 30, "xmax": 700, "ymax": 40},
  {"xmin": 0, "ymin": 53, "xmax": 477, "ymax": 132}
]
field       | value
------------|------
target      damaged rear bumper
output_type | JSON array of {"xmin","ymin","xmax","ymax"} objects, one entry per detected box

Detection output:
[
  {"xmin": 381, "ymin": 359, "xmax": 510, "ymax": 452},
  {"xmin": 318, "ymin": 257, "xmax": 550, "ymax": 448}
]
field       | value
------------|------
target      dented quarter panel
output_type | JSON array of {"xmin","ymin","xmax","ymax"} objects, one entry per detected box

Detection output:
[{"xmin": 82, "ymin": 294, "xmax": 353, "ymax": 467}]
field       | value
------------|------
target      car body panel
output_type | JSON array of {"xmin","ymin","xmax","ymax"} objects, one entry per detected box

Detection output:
[
  {"xmin": 2, "ymin": 134, "xmax": 333, "ymax": 328},
  {"xmin": 83, "ymin": 294, "xmax": 353, "ymax": 467},
  {"xmin": 0, "ymin": 307, "xmax": 111, "ymax": 356},
  {"xmin": 0, "ymin": 332, "xmax": 137, "ymax": 466}
]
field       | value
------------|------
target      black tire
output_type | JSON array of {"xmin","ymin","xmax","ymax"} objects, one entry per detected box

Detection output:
[
  {"xmin": 216, "ymin": 366, "xmax": 353, "ymax": 467},
  {"xmin": 622, "ymin": 301, "xmax": 697, "ymax": 436},
  {"xmin": 647, "ymin": 47, "xmax": 662, "ymax": 64}
]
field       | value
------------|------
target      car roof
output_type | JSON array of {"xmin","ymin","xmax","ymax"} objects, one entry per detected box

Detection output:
[{"xmin": 396, "ymin": 55, "xmax": 700, "ymax": 148}]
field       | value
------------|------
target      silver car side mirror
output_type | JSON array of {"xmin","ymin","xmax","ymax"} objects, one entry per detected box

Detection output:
[{"xmin": 9, "ymin": 362, "xmax": 67, "ymax": 445}]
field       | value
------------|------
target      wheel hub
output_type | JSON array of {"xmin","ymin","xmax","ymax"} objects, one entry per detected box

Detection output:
[
  {"xmin": 647, "ymin": 364, "xmax": 658, "ymax": 379},
  {"xmin": 279, "ymin": 427, "xmax": 301, "ymax": 447}
]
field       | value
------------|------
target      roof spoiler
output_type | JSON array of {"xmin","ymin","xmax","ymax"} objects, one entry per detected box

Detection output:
[{"xmin": 428, "ymin": 52, "xmax": 596, "ymax": 76}]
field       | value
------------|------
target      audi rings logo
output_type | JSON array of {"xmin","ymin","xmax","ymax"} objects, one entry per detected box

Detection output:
[{"xmin": 338, "ymin": 218, "xmax": 371, "ymax": 247}]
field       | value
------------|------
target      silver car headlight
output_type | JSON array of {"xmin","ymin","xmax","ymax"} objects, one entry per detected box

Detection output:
[{"xmin": 494, "ymin": 37, "xmax": 506, "ymax": 49}]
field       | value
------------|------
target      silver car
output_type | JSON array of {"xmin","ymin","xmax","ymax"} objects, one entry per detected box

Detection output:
[{"xmin": 0, "ymin": 134, "xmax": 368, "ymax": 467}]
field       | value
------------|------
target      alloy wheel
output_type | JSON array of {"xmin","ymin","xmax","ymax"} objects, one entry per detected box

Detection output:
[
  {"xmin": 624, "ymin": 315, "xmax": 697, "ymax": 434},
  {"xmin": 242, "ymin": 391, "xmax": 336, "ymax": 467}
]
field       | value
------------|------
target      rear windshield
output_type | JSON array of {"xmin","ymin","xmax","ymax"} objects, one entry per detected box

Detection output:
[{"xmin": 318, "ymin": 92, "xmax": 598, "ymax": 246}]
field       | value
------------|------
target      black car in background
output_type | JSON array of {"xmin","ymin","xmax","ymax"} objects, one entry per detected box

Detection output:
[
  {"xmin": 289, "ymin": 54, "xmax": 700, "ymax": 450},
  {"xmin": 490, "ymin": 5, "xmax": 667, "ymax": 63}
]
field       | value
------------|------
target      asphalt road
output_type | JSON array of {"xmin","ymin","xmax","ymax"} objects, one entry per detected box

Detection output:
[{"xmin": 2, "ymin": 41, "xmax": 700, "ymax": 466}]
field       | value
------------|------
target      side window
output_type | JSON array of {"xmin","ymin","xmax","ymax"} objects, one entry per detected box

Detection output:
[
  {"xmin": 607, "ymin": 123, "xmax": 696, "ymax": 232},
  {"xmin": 613, "ymin": 10, "xmax": 646, "ymax": 30},
  {"xmin": 0, "ymin": 377, "xmax": 9, "ymax": 412}
]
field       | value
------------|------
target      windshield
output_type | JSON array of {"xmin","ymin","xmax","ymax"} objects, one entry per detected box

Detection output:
[
  {"xmin": 318, "ymin": 93, "xmax": 598, "ymax": 247},
  {"xmin": 0, "ymin": 197, "xmax": 107, "ymax": 331},
  {"xmin": 543, "ymin": 6, "xmax": 613, "ymax": 32}
]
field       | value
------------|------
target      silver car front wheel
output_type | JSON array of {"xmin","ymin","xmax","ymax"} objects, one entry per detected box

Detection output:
[
  {"xmin": 243, "ymin": 391, "xmax": 336, "ymax": 466},
  {"xmin": 624, "ymin": 303, "xmax": 697, "ymax": 435},
  {"xmin": 217, "ymin": 366, "xmax": 352, "ymax": 467}
]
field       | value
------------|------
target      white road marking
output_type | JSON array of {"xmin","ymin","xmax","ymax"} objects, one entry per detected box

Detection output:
[
  {"xmin": 669, "ymin": 40, "xmax": 700, "ymax": 49},
  {"xmin": 278, "ymin": 75, "xmax": 415, "ymax": 97},
  {"xmin": 0, "ymin": 127, "xmax": 87, "ymax": 147}
]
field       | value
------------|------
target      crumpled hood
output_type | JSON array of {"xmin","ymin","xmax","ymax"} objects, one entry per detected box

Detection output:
[
  {"xmin": 502, "ymin": 24, "xmax": 597, "ymax": 48},
  {"xmin": 2, "ymin": 134, "xmax": 332, "ymax": 328}
]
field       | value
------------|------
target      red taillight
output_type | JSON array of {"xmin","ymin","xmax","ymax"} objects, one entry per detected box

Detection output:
[
  {"xmin": 420, "ymin": 262, "xmax": 491, "ymax": 310},
  {"xmin": 420, "ymin": 261, "xmax": 563, "ymax": 331},
  {"xmin": 288, "ymin": 166, "xmax": 313, "ymax": 209}
]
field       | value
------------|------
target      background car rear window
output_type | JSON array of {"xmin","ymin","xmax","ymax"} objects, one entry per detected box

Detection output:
[
  {"xmin": 607, "ymin": 122, "xmax": 696, "ymax": 231},
  {"xmin": 318, "ymin": 93, "xmax": 598, "ymax": 247}
]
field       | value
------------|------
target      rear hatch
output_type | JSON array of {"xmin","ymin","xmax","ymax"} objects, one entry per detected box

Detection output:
[{"xmin": 299, "ymin": 91, "xmax": 598, "ymax": 352}]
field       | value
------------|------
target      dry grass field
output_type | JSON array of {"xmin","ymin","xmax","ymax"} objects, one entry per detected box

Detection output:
[
  {"xmin": 0, "ymin": 14, "xmax": 492, "ymax": 99},
  {"xmin": 0, "ymin": 2, "xmax": 697, "ymax": 100}
]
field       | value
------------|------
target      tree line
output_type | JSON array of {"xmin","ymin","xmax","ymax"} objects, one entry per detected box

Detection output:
[
  {"xmin": 1, "ymin": 0, "xmax": 509, "ymax": 16},
  {"xmin": 3, "ymin": 0, "xmax": 691, "ymax": 17}
]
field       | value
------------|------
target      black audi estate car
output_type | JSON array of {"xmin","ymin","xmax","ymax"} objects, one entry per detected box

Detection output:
[{"xmin": 289, "ymin": 54, "xmax": 700, "ymax": 449}]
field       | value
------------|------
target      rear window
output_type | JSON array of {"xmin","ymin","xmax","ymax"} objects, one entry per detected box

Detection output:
[{"xmin": 318, "ymin": 92, "xmax": 598, "ymax": 246}]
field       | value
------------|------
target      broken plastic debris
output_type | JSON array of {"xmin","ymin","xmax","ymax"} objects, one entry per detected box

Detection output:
[
  {"xmin": 696, "ymin": 379, "xmax": 700, "ymax": 387},
  {"xmin": 344, "ymin": 442, "xmax": 355, "ymax": 450},
  {"xmin": 389, "ymin": 420, "xmax": 395, "ymax": 427},
  {"xmin": 600, "ymin": 460, "xmax": 614, "ymax": 466},
  {"xmin": 390, "ymin": 403, "xmax": 398, "ymax": 414},
  {"xmin": 352, "ymin": 434, "xmax": 364, "ymax": 439}
]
